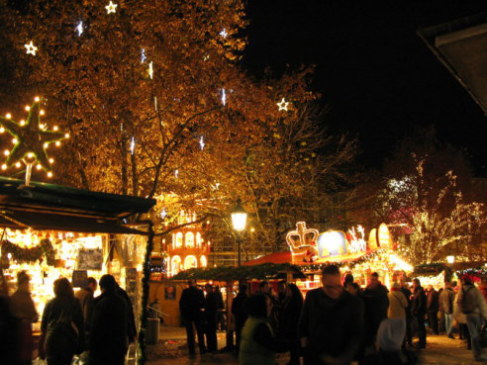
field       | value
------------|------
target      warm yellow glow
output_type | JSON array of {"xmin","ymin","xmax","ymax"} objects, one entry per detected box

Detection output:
[
  {"xmin": 25, "ymin": 105, "xmax": 31, "ymax": 111},
  {"xmin": 55, "ymin": 141, "xmax": 61, "ymax": 147},
  {"xmin": 250, "ymin": 227, "xmax": 255, "ymax": 233},
  {"xmin": 53, "ymin": 126, "xmax": 59, "ymax": 131},
  {"xmin": 12, "ymin": 138, "xmax": 18, "ymax": 144},
  {"xmin": 105, "ymin": 1, "xmax": 118, "ymax": 14},
  {"xmin": 5, "ymin": 113, "xmax": 11, "ymax": 119},
  {"xmin": 0, "ymin": 127, "xmax": 4, "ymax": 133},
  {"xmin": 49, "ymin": 158, "xmax": 54, "ymax": 164},
  {"xmin": 447, "ymin": 256, "xmax": 455, "ymax": 264},
  {"xmin": 36, "ymin": 164, "xmax": 42, "ymax": 170},
  {"xmin": 4, "ymin": 150, "xmax": 9, "ymax": 156},
  {"xmin": 277, "ymin": 97, "xmax": 290, "ymax": 111},
  {"xmin": 15, "ymin": 162, "xmax": 21, "ymax": 168},
  {"xmin": 24, "ymin": 41, "xmax": 38, "ymax": 56},
  {"xmin": 40, "ymin": 110, "xmax": 45, "ymax": 116},
  {"xmin": 231, "ymin": 212, "xmax": 247, "ymax": 232},
  {"xmin": 34, "ymin": 96, "xmax": 40, "ymax": 102},
  {"xmin": 19, "ymin": 120, "xmax": 26, "ymax": 126},
  {"xmin": 1, "ymin": 164, "xmax": 7, "ymax": 170},
  {"xmin": 43, "ymin": 142, "xmax": 49, "ymax": 149},
  {"xmin": 27, "ymin": 152, "xmax": 34, "ymax": 158},
  {"xmin": 47, "ymin": 171, "xmax": 53, "ymax": 178},
  {"xmin": 64, "ymin": 133, "xmax": 70, "ymax": 139}
]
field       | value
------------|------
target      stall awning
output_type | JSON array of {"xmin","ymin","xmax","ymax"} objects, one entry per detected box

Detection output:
[{"xmin": 0, "ymin": 210, "xmax": 146, "ymax": 234}]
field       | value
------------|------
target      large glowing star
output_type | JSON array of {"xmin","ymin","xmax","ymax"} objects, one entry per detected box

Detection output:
[
  {"xmin": 277, "ymin": 97, "xmax": 290, "ymax": 111},
  {"xmin": 0, "ymin": 99, "xmax": 67, "ymax": 172},
  {"xmin": 317, "ymin": 231, "xmax": 348, "ymax": 257}
]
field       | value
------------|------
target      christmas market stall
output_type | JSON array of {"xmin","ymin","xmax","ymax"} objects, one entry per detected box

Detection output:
[
  {"xmin": 0, "ymin": 176, "xmax": 155, "ymax": 356},
  {"xmin": 244, "ymin": 221, "xmax": 414, "ymax": 293}
]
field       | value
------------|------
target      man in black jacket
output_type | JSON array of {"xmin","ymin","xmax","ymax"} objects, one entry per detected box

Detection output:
[
  {"xmin": 179, "ymin": 280, "xmax": 206, "ymax": 355},
  {"xmin": 90, "ymin": 275, "xmax": 128, "ymax": 365},
  {"xmin": 362, "ymin": 272, "xmax": 389, "ymax": 348},
  {"xmin": 204, "ymin": 284, "xmax": 219, "ymax": 353},
  {"xmin": 299, "ymin": 265, "xmax": 364, "ymax": 365},
  {"xmin": 411, "ymin": 278, "xmax": 427, "ymax": 349}
]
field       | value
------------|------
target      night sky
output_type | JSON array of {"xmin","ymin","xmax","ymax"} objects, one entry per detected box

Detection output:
[{"xmin": 243, "ymin": 0, "xmax": 487, "ymax": 176}]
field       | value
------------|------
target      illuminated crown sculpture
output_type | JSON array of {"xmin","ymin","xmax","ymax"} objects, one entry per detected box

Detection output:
[{"xmin": 286, "ymin": 221, "xmax": 320, "ymax": 264}]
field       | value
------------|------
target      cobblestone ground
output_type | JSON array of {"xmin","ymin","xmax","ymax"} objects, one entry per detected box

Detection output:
[{"xmin": 146, "ymin": 327, "xmax": 486, "ymax": 365}]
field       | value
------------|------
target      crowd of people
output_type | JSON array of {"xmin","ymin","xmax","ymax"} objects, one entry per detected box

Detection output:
[
  {"xmin": 0, "ymin": 271, "xmax": 136, "ymax": 365},
  {"xmin": 179, "ymin": 266, "xmax": 487, "ymax": 365}
]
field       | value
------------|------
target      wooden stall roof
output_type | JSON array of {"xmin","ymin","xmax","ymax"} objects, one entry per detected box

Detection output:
[{"xmin": 0, "ymin": 176, "xmax": 155, "ymax": 234}]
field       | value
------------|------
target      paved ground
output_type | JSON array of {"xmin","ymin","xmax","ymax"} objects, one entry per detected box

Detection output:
[{"xmin": 146, "ymin": 327, "xmax": 486, "ymax": 365}]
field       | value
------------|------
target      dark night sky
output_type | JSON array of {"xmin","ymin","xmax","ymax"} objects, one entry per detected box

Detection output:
[{"xmin": 243, "ymin": 0, "xmax": 487, "ymax": 175}]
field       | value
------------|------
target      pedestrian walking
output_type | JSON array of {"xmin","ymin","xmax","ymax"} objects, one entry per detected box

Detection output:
[
  {"xmin": 411, "ymin": 278, "xmax": 427, "ymax": 349},
  {"xmin": 426, "ymin": 285, "xmax": 439, "ymax": 334},
  {"xmin": 232, "ymin": 283, "xmax": 249, "ymax": 353},
  {"xmin": 439, "ymin": 281, "xmax": 455, "ymax": 339},
  {"xmin": 277, "ymin": 283, "xmax": 303, "ymax": 365},
  {"xmin": 399, "ymin": 280, "xmax": 413, "ymax": 347},
  {"xmin": 457, "ymin": 277, "xmax": 487, "ymax": 361},
  {"xmin": 215, "ymin": 286, "xmax": 226, "ymax": 331},
  {"xmin": 40, "ymin": 278, "xmax": 84, "ymax": 365},
  {"xmin": 204, "ymin": 283, "xmax": 219, "ymax": 353},
  {"xmin": 179, "ymin": 279, "xmax": 206, "ymax": 355},
  {"xmin": 10, "ymin": 271, "xmax": 38, "ymax": 365},
  {"xmin": 239, "ymin": 294, "xmax": 287, "ymax": 365},
  {"xmin": 453, "ymin": 282, "xmax": 471, "ymax": 349},
  {"xmin": 362, "ymin": 272, "xmax": 389, "ymax": 349},
  {"xmin": 299, "ymin": 265, "xmax": 364, "ymax": 365},
  {"xmin": 89, "ymin": 274, "xmax": 129, "ymax": 365}
]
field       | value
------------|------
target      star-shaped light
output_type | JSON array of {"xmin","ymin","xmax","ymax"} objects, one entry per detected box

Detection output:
[
  {"xmin": 199, "ymin": 136, "xmax": 205, "ymax": 150},
  {"xmin": 24, "ymin": 41, "xmax": 38, "ymax": 56},
  {"xmin": 220, "ymin": 28, "xmax": 228, "ymax": 38},
  {"xmin": 0, "ymin": 98, "xmax": 67, "ymax": 173},
  {"xmin": 148, "ymin": 61, "xmax": 154, "ymax": 79},
  {"xmin": 76, "ymin": 21, "xmax": 84, "ymax": 36},
  {"xmin": 277, "ymin": 97, "xmax": 290, "ymax": 111},
  {"xmin": 105, "ymin": 1, "xmax": 118, "ymax": 14}
]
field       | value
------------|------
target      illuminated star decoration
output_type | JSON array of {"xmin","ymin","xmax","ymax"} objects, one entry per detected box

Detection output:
[
  {"xmin": 76, "ymin": 21, "xmax": 84, "ymax": 36},
  {"xmin": 105, "ymin": 1, "xmax": 118, "ymax": 14},
  {"xmin": 24, "ymin": 41, "xmax": 38, "ymax": 56},
  {"xmin": 148, "ymin": 61, "xmax": 154, "ymax": 79},
  {"xmin": 220, "ymin": 88, "xmax": 227, "ymax": 106},
  {"xmin": 220, "ymin": 28, "xmax": 228, "ymax": 38},
  {"xmin": 199, "ymin": 136, "xmax": 205, "ymax": 150},
  {"xmin": 277, "ymin": 97, "xmax": 290, "ymax": 111},
  {"xmin": 0, "ymin": 98, "xmax": 67, "ymax": 175}
]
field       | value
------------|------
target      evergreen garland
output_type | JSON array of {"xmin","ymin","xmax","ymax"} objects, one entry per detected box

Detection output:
[{"xmin": 1, "ymin": 239, "xmax": 55, "ymax": 266}]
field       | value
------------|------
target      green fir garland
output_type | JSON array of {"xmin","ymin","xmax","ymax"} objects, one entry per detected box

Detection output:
[{"xmin": 1, "ymin": 239, "xmax": 55, "ymax": 266}]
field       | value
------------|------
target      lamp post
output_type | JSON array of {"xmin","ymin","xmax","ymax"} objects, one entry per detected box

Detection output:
[{"xmin": 231, "ymin": 199, "xmax": 247, "ymax": 266}]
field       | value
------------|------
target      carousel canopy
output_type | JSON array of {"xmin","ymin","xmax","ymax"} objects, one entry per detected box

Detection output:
[{"xmin": 0, "ymin": 176, "xmax": 155, "ymax": 234}]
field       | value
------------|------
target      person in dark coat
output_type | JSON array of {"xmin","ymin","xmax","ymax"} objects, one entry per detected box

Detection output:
[
  {"xmin": 232, "ymin": 283, "xmax": 249, "ymax": 353},
  {"xmin": 90, "ymin": 275, "xmax": 128, "ymax": 365},
  {"xmin": 411, "ymin": 278, "xmax": 427, "ymax": 349},
  {"xmin": 116, "ymin": 283, "xmax": 137, "ymax": 344},
  {"xmin": 278, "ymin": 283, "xmax": 303, "ymax": 365},
  {"xmin": 204, "ymin": 284, "xmax": 219, "ymax": 352},
  {"xmin": 299, "ymin": 265, "xmax": 364, "ymax": 365},
  {"xmin": 179, "ymin": 279, "xmax": 206, "ymax": 355},
  {"xmin": 362, "ymin": 272, "xmax": 389, "ymax": 347},
  {"xmin": 0, "ymin": 278, "xmax": 17, "ymax": 365},
  {"xmin": 215, "ymin": 286, "xmax": 226, "ymax": 331},
  {"xmin": 426, "ymin": 285, "xmax": 439, "ymax": 335},
  {"xmin": 40, "ymin": 278, "xmax": 84, "ymax": 365}
]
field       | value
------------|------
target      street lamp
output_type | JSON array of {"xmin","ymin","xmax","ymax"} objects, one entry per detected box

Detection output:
[{"xmin": 231, "ymin": 199, "xmax": 247, "ymax": 266}]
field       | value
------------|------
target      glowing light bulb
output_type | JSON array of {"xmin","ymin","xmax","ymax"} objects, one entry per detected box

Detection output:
[
  {"xmin": 49, "ymin": 158, "xmax": 54, "ymax": 164},
  {"xmin": 148, "ymin": 61, "xmax": 154, "ymax": 79},
  {"xmin": 25, "ymin": 105, "xmax": 31, "ymax": 111},
  {"xmin": 1, "ymin": 164, "xmax": 6, "ymax": 170},
  {"xmin": 5, "ymin": 113, "xmax": 11, "ymax": 119},
  {"xmin": 175, "ymin": 169, "xmax": 179, "ymax": 178},
  {"xmin": 47, "ymin": 171, "xmax": 53, "ymax": 178},
  {"xmin": 15, "ymin": 162, "xmax": 21, "ymax": 168},
  {"xmin": 36, "ymin": 164, "xmax": 42, "ymax": 170},
  {"xmin": 64, "ymin": 133, "xmax": 70, "ymax": 139},
  {"xmin": 0, "ymin": 127, "xmax": 4, "ymax": 133},
  {"xmin": 40, "ymin": 109, "xmax": 45, "ymax": 116},
  {"xmin": 4, "ymin": 150, "xmax": 9, "ymax": 156},
  {"xmin": 55, "ymin": 141, "xmax": 61, "ymax": 147},
  {"xmin": 12, "ymin": 138, "xmax": 18, "ymax": 144},
  {"xmin": 129, "ymin": 137, "xmax": 135, "ymax": 155},
  {"xmin": 53, "ymin": 126, "xmax": 59, "ymax": 131},
  {"xmin": 43, "ymin": 142, "xmax": 49, "ymax": 149},
  {"xmin": 27, "ymin": 152, "xmax": 34, "ymax": 159},
  {"xmin": 34, "ymin": 96, "xmax": 40, "ymax": 102},
  {"xmin": 19, "ymin": 120, "xmax": 26, "ymax": 126}
]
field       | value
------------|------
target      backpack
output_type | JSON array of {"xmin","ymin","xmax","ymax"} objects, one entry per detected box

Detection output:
[{"xmin": 460, "ymin": 286, "xmax": 476, "ymax": 315}]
